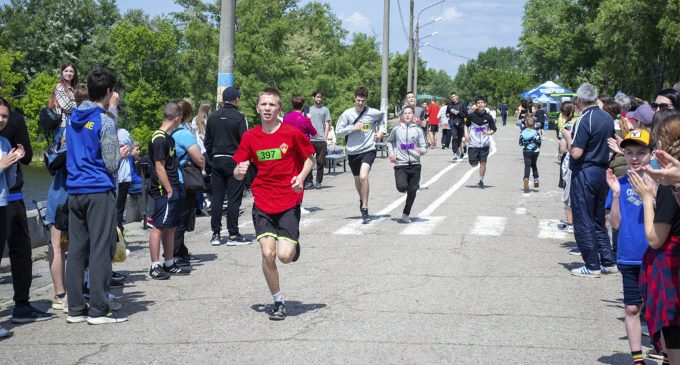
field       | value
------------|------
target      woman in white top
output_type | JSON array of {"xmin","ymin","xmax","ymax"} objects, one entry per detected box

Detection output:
[{"xmin": 191, "ymin": 101, "xmax": 211, "ymax": 155}]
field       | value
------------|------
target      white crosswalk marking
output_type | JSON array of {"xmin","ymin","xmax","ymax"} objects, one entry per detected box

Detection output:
[
  {"xmin": 515, "ymin": 207, "xmax": 527, "ymax": 215},
  {"xmin": 399, "ymin": 216, "xmax": 445, "ymax": 235},
  {"xmin": 470, "ymin": 216, "xmax": 507, "ymax": 236},
  {"xmin": 537, "ymin": 219, "xmax": 568, "ymax": 239}
]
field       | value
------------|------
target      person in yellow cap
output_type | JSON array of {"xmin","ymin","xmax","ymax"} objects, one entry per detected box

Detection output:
[{"xmin": 605, "ymin": 129, "xmax": 652, "ymax": 364}]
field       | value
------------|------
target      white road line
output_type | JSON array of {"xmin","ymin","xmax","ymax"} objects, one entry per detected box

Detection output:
[
  {"xmin": 399, "ymin": 216, "xmax": 445, "ymax": 235},
  {"xmin": 334, "ymin": 160, "xmax": 463, "ymax": 235},
  {"xmin": 300, "ymin": 217, "xmax": 323, "ymax": 228},
  {"xmin": 470, "ymin": 216, "xmax": 507, "ymax": 236},
  {"xmin": 515, "ymin": 207, "xmax": 527, "ymax": 215},
  {"xmin": 538, "ymin": 219, "xmax": 568, "ymax": 239}
]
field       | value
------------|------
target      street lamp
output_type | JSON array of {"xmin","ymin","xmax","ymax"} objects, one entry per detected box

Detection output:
[{"xmin": 414, "ymin": 26, "xmax": 440, "ymax": 96}]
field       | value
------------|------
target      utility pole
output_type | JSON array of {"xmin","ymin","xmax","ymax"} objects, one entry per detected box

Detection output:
[
  {"xmin": 414, "ymin": 24, "xmax": 419, "ymax": 97},
  {"xmin": 217, "ymin": 0, "xmax": 236, "ymax": 104},
  {"xmin": 380, "ymin": 0, "xmax": 390, "ymax": 119},
  {"xmin": 406, "ymin": 0, "xmax": 414, "ymax": 92}
]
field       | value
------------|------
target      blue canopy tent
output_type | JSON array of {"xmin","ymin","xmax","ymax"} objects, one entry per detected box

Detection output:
[{"xmin": 520, "ymin": 81, "xmax": 574, "ymax": 100}]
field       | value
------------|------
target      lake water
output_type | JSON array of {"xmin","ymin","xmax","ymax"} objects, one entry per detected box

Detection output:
[{"xmin": 20, "ymin": 165, "xmax": 53, "ymax": 206}]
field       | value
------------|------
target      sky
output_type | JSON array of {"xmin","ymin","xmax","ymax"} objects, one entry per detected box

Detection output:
[{"xmin": 0, "ymin": 0, "xmax": 527, "ymax": 78}]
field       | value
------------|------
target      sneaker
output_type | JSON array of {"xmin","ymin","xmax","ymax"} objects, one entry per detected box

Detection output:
[
  {"xmin": 173, "ymin": 258, "xmax": 191, "ymax": 267},
  {"xmin": 452, "ymin": 155, "xmax": 458, "ymax": 161},
  {"xmin": 163, "ymin": 262, "xmax": 191, "ymax": 275},
  {"xmin": 601, "ymin": 265, "xmax": 619, "ymax": 274},
  {"xmin": 477, "ymin": 180, "xmax": 484, "ymax": 189},
  {"xmin": 304, "ymin": 182, "xmax": 314, "ymax": 190},
  {"xmin": 292, "ymin": 242, "xmax": 301, "ymax": 262},
  {"xmin": 210, "ymin": 232, "xmax": 221, "ymax": 246},
  {"xmin": 460, "ymin": 153, "xmax": 466, "ymax": 159},
  {"xmin": 87, "ymin": 312, "xmax": 128, "ymax": 325},
  {"xmin": 0, "ymin": 325, "xmax": 11, "ymax": 339},
  {"xmin": 314, "ymin": 182, "xmax": 321, "ymax": 189},
  {"xmin": 66, "ymin": 315, "xmax": 88, "ymax": 323},
  {"xmin": 226, "ymin": 234, "xmax": 252, "ymax": 246},
  {"xmin": 534, "ymin": 178, "xmax": 540, "ymax": 188},
  {"xmin": 180, "ymin": 254, "xmax": 200, "ymax": 262},
  {"xmin": 149, "ymin": 265, "xmax": 170, "ymax": 280},
  {"xmin": 568, "ymin": 248, "xmax": 581, "ymax": 256},
  {"xmin": 269, "ymin": 301, "xmax": 286, "ymax": 321},
  {"xmin": 570, "ymin": 266, "xmax": 601, "ymax": 278},
  {"xmin": 52, "ymin": 294, "xmax": 67, "ymax": 311},
  {"xmin": 111, "ymin": 271, "xmax": 127, "ymax": 281},
  {"xmin": 523, "ymin": 178, "xmax": 529, "ymax": 193},
  {"xmin": 646, "ymin": 349, "xmax": 664, "ymax": 360},
  {"xmin": 300, "ymin": 207, "xmax": 311, "ymax": 215},
  {"xmin": 564, "ymin": 225, "xmax": 574, "ymax": 234},
  {"xmin": 11, "ymin": 305, "xmax": 54, "ymax": 323},
  {"xmin": 397, "ymin": 214, "xmax": 410, "ymax": 224},
  {"xmin": 361, "ymin": 208, "xmax": 371, "ymax": 224},
  {"xmin": 145, "ymin": 217, "xmax": 154, "ymax": 228}
]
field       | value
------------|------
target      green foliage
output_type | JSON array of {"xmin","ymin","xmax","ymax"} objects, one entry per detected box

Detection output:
[
  {"xmin": 130, "ymin": 124, "xmax": 154, "ymax": 154},
  {"xmin": 15, "ymin": 72, "xmax": 58, "ymax": 151},
  {"xmin": 0, "ymin": 46, "xmax": 25, "ymax": 100}
]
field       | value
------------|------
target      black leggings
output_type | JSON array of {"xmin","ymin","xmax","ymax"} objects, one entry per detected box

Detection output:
[
  {"xmin": 451, "ymin": 125, "xmax": 464, "ymax": 153},
  {"xmin": 523, "ymin": 151, "xmax": 539, "ymax": 180},
  {"xmin": 395, "ymin": 164, "xmax": 421, "ymax": 216}
]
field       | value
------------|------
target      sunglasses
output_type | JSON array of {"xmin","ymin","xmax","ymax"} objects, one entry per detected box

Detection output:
[{"xmin": 651, "ymin": 103, "xmax": 673, "ymax": 111}]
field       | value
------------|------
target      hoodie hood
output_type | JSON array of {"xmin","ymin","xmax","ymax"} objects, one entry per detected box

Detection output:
[{"xmin": 69, "ymin": 100, "xmax": 105, "ymax": 129}]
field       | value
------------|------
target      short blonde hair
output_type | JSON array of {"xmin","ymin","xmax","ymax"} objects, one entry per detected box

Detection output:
[
  {"xmin": 524, "ymin": 113, "xmax": 536, "ymax": 128},
  {"xmin": 257, "ymin": 87, "xmax": 282, "ymax": 106}
]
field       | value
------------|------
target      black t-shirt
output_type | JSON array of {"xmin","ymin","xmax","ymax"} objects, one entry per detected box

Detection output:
[
  {"xmin": 148, "ymin": 129, "xmax": 180, "ymax": 197},
  {"xmin": 535, "ymin": 109, "xmax": 547, "ymax": 125},
  {"xmin": 654, "ymin": 186, "xmax": 680, "ymax": 237}
]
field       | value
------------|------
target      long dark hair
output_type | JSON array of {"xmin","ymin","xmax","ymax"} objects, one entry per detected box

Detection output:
[
  {"xmin": 60, "ymin": 62, "xmax": 78, "ymax": 88},
  {"xmin": 657, "ymin": 88, "xmax": 680, "ymax": 110},
  {"xmin": 0, "ymin": 96, "xmax": 11, "ymax": 111}
]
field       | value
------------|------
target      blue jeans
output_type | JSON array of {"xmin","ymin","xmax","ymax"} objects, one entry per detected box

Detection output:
[{"xmin": 570, "ymin": 166, "xmax": 614, "ymax": 270}]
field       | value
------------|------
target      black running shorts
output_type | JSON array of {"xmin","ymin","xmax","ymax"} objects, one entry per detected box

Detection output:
[
  {"xmin": 468, "ymin": 146, "xmax": 490, "ymax": 166},
  {"xmin": 252, "ymin": 204, "xmax": 301, "ymax": 244},
  {"xmin": 428, "ymin": 124, "xmax": 439, "ymax": 133},
  {"xmin": 348, "ymin": 150, "xmax": 377, "ymax": 176}
]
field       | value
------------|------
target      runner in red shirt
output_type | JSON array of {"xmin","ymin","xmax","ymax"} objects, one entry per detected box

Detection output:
[
  {"xmin": 427, "ymin": 97, "xmax": 441, "ymax": 148},
  {"xmin": 233, "ymin": 87, "xmax": 315, "ymax": 321}
]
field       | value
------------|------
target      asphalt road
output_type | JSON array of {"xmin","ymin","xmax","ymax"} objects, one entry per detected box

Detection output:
[{"xmin": 0, "ymin": 123, "xmax": 656, "ymax": 364}]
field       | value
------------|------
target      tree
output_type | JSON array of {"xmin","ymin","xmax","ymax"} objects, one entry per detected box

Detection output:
[{"xmin": 0, "ymin": 46, "xmax": 25, "ymax": 101}]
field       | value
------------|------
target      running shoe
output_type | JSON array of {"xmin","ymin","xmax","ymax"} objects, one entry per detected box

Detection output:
[
  {"xmin": 314, "ymin": 182, "xmax": 321, "ymax": 189},
  {"xmin": 163, "ymin": 262, "xmax": 191, "ymax": 275},
  {"xmin": 0, "ymin": 325, "xmax": 11, "ymax": 339},
  {"xmin": 568, "ymin": 248, "xmax": 581, "ymax": 256},
  {"xmin": 523, "ymin": 178, "xmax": 529, "ymax": 193},
  {"xmin": 646, "ymin": 349, "xmax": 664, "ymax": 360},
  {"xmin": 397, "ymin": 214, "xmax": 410, "ymax": 224},
  {"xmin": 534, "ymin": 178, "xmax": 540, "ymax": 188},
  {"xmin": 210, "ymin": 232, "xmax": 221, "ymax": 246},
  {"xmin": 570, "ymin": 266, "xmax": 601, "ymax": 278},
  {"xmin": 66, "ymin": 315, "xmax": 88, "ymax": 324},
  {"xmin": 87, "ymin": 312, "xmax": 128, "ymax": 325},
  {"xmin": 564, "ymin": 225, "xmax": 574, "ymax": 233},
  {"xmin": 11, "ymin": 305, "xmax": 54, "ymax": 323},
  {"xmin": 173, "ymin": 258, "xmax": 191, "ymax": 267},
  {"xmin": 226, "ymin": 234, "xmax": 252, "ymax": 246},
  {"xmin": 300, "ymin": 206, "xmax": 311, "ymax": 215},
  {"xmin": 293, "ymin": 242, "xmax": 300, "ymax": 262},
  {"xmin": 52, "ymin": 294, "xmax": 67, "ymax": 311},
  {"xmin": 452, "ymin": 155, "xmax": 458, "ymax": 161},
  {"xmin": 149, "ymin": 265, "xmax": 170, "ymax": 280},
  {"xmin": 269, "ymin": 301, "xmax": 286, "ymax": 321},
  {"xmin": 361, "ymin": 208, "xmax": 371, "ymax": 223},
  {"xmin": 600, "ymin": 265, "xmax": 619, "ymax": 274},
  {"xmin": 477, "ymin": 180, "xmax": 484, "ymax": 189},
  {"xmin": 304, "ymin": 182, "xmax": 314, "ymax": 190}
]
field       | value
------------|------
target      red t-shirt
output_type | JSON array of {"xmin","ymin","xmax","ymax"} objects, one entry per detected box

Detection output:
[
  {"xmin": 427, "ymin": 103, "xmax": 441, "ymax": 126},
  {"xmin": 233, "ymin": 123, "xmax": 315, "ymax": 214}
]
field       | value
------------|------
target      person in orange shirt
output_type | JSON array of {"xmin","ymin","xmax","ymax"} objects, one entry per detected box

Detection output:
[{"xmin": 427, "ymin": 97, "xmax": 441, "ymax": 148}]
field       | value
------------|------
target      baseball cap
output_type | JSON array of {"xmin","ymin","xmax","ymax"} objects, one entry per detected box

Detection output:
[
  {"xmin": 222, "ymin": 86, "xmax": 241, "ymax": 102},
  {"xmin": 626, "ymin": 104, "xmax": 654, "ymax": 125},
  {"xmin": 620, "ymin": 129, "xmax": 651, "ymax": 148}
]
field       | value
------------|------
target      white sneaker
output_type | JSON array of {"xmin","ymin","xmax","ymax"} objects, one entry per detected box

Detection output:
[
  {"xmin": 300, "ymin": 207, "xmax": 311, "ymax": 215},
  {"xmin": 570, "ymin": 266, "xmax": 601, "ymax": 278},
  {"xmin": 66, "ymin": 315, "xmax": 88, "ymax": 324},
  {"xmin": 87, "ymin": 312, "xmax": 128, "ymax": 325},
  {"xmin": 601, "ymin": 265, "xmax": 619, "ymax": 274},
  {"xmin": 0, "ymin": 325, "xmax": 11, "ymax": 338},
  {"xmin": 564, "ymin": 225, "xmax": 574, "ymax": 233},
  {"xmin": 568, "ymin": 248, "xmax": 581, "ymax": 256}
]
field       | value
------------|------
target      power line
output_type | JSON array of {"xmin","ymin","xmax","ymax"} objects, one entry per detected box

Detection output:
[
  {"xmin": 395, "ymin": 0, "xmax": 409, "ymax": 42},
  {"xmin": 425, "ymin": 43, "xmax": 541, "ymax": 78}
]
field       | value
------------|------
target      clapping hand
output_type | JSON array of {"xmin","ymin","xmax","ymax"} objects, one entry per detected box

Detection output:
[
  {"xmin": 606, "ymin": 169, "xmax": 620, "ymax": 194},
  {"xmin": 643, "ymin": 150, "xmax": 680, "ymax": 187},
  {"xmin": 607, "ymin": 137, "xmax": 623, "ymax": 155},
  {"xmin": 0, "ymin": 148, "xmax": 21, "ymax": 169},
  {"xmin": 628, "ymin": 170, "xmax": 655, "ymax": 201}
]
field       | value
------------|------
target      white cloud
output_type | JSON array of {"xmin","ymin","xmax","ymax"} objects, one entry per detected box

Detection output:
[
  {"xmin": 442, "ymin": 6, "xmax": 462, "ymax": 21},
  {"xmin": 343, "ymin": 11, "xmax": 372, "ymax": 34}
]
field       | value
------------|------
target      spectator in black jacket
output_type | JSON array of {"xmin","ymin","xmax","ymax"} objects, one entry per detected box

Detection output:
[
  {"xmin": 0, "ymin": 107, "xmax": 54, "ymax": 323},
  {"xmin": 204, "ymin": 87, "xmax": 250, "ymax": 246},
  {"xmin": 446, "ymin": 92, "xmax": 467, "ymax": 160}
]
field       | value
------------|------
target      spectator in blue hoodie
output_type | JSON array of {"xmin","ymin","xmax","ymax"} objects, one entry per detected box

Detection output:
[
  {"xmin": 0, "ymin": 97, "xmax": 26, "ymax": 338},
  {"xmin": 64, "ymin": 67, "xmax": 127, "ymax": 325}
]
